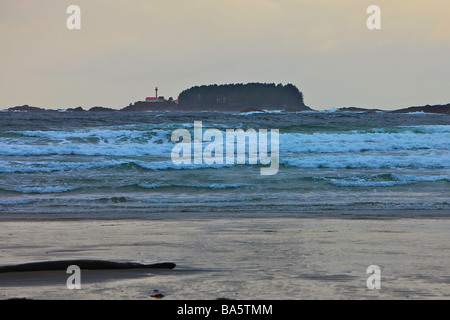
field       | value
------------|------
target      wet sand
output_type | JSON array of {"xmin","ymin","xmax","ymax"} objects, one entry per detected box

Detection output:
[{"xmin": 1, "ymin": 212, "xmax": 450, "ymax": 300}]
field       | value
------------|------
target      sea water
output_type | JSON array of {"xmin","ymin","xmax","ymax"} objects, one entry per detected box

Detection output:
[{"xmin": 0, "ymin": 111, "xmax": 449, "ymax": 217}]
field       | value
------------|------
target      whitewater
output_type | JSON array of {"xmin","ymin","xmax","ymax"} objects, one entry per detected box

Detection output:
[{"xmin": 0, "ymin": 111, "xmax": 449, "ymax": 216}]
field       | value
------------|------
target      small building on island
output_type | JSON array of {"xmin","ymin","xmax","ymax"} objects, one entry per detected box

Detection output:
[
  {"xmin": 144, "ymin": 87, "xmax": 177, "ymax": 104},
  {"xmin": 145, "ymin": 87, "xmax": 164, "ymax": 102},
  {"xmin": 145, "ymin": 97, "xmax": 164, "ymax": 103}
]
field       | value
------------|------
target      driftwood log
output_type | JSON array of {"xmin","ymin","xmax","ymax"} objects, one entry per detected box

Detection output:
[{"xmin": 0, "ymin": 260, "xmax": 176, "ymax": 273}]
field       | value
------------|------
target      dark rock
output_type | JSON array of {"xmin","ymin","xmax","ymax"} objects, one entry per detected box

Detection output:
[
  {"xmin": 390, "ymin": 103, "xmax": 450, "ymax": 114},
  {"xmin": 67, "ymin": 106, "xmax": 85, "ymax": 112},
  {"xmin": 88, "ymin": 106, "xmax": 116, "ymax": 112},
  {"xmin": 120, "ymin": 101, "xmax": 178, "ymax": 112},
  {"xmin": 7, "ymin": 105, "xmax": 49, "ymax": 112},
  {"xmin": 338, "ymin": 107, "xmax": 384, "ymax": 113}
]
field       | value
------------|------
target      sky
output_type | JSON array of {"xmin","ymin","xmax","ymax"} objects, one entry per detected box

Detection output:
[{"xmin": 1, "ymin": 0, "xmax": 449, "ymax": 110}]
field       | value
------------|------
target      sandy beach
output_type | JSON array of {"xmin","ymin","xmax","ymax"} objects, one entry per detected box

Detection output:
[{"xmin": 1, "ymin": 211, "xmax": 449, "ymax": 300}]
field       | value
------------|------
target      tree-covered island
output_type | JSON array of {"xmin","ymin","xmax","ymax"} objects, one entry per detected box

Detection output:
[{"xmin": 177, "ymin": 83, "xmax": 310, "ymax": 112}]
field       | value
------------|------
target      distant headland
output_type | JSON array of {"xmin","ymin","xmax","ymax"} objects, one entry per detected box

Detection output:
[{"xmin": 2, "ymin": 82, "xmax": 449, "ymax": 114}]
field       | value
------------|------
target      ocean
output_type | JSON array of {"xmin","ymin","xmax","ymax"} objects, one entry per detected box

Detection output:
[{"xmin": 0, "ymin": 110, "xmax": 449, "ymax": 218}]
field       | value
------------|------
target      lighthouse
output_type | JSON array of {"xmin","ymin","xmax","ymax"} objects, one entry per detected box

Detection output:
[{"xmin": 145, "ymin": 86, "xmax": 164, "ymax": 102}]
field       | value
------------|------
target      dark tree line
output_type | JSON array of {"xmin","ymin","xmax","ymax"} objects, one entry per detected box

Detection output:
[{"xmin": 178, "ymin": 83, "xmax": 307, "ymax": 110}]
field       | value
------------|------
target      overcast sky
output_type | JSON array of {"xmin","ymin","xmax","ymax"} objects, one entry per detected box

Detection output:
[{"xmin": 1, "ymin": 0, "xmax": 449, "ymax": 110}]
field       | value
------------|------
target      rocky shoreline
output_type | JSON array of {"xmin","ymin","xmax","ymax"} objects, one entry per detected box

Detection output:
[{"xmin": 2, "ymin": 102, "xmax": 449, "ymax": 114}]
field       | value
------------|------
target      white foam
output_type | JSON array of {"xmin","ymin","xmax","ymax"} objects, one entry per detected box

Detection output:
[
  {"xmin": 0, "ymin": 160, "xmax": 128, "ymax": 173},
  {"xmin": 233, "ymin": 111, "xmax": 265, "ymax": 116},
  {"xmin": 398, "ymin": 125, "xmax": 450, "ymax": 133},
  {"xmin": 0, "ymin": 199, "xmax": 38, "ymax": 205},
  {"xmin": 324, "ymin": 179, "xmax": 404, "ymax": 187},
  {"xmin": 282, "ymin": 153, "xmax": 450, "ymax": 169},
  {"xmin": 133, "ymin": 160, "xmax": 234, "ymax": 171},
  {"xmin": 0, "ymin": 141, "xmax": 173, "ymax": 157},
  {"xmin": 138, "ymin": 183, "xmax": 251, "ymax": 189},
  {"xmin": 262, "ymin": 110, "xmax": 283, "ymax": 114},
  {"xmin": 279, "ymin": 129, "xmax": 450, "ymax": 154},
  {"xmin": 390, "ymin": 174, "xmax": 450, "ymax": 182},
  {"xmin": 316, "ymin": 173, "xmax": 450, "ymax": 187},
  {"xmin": 4, "ymin": 186, "xmax": 77, "ymax": 194}
]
